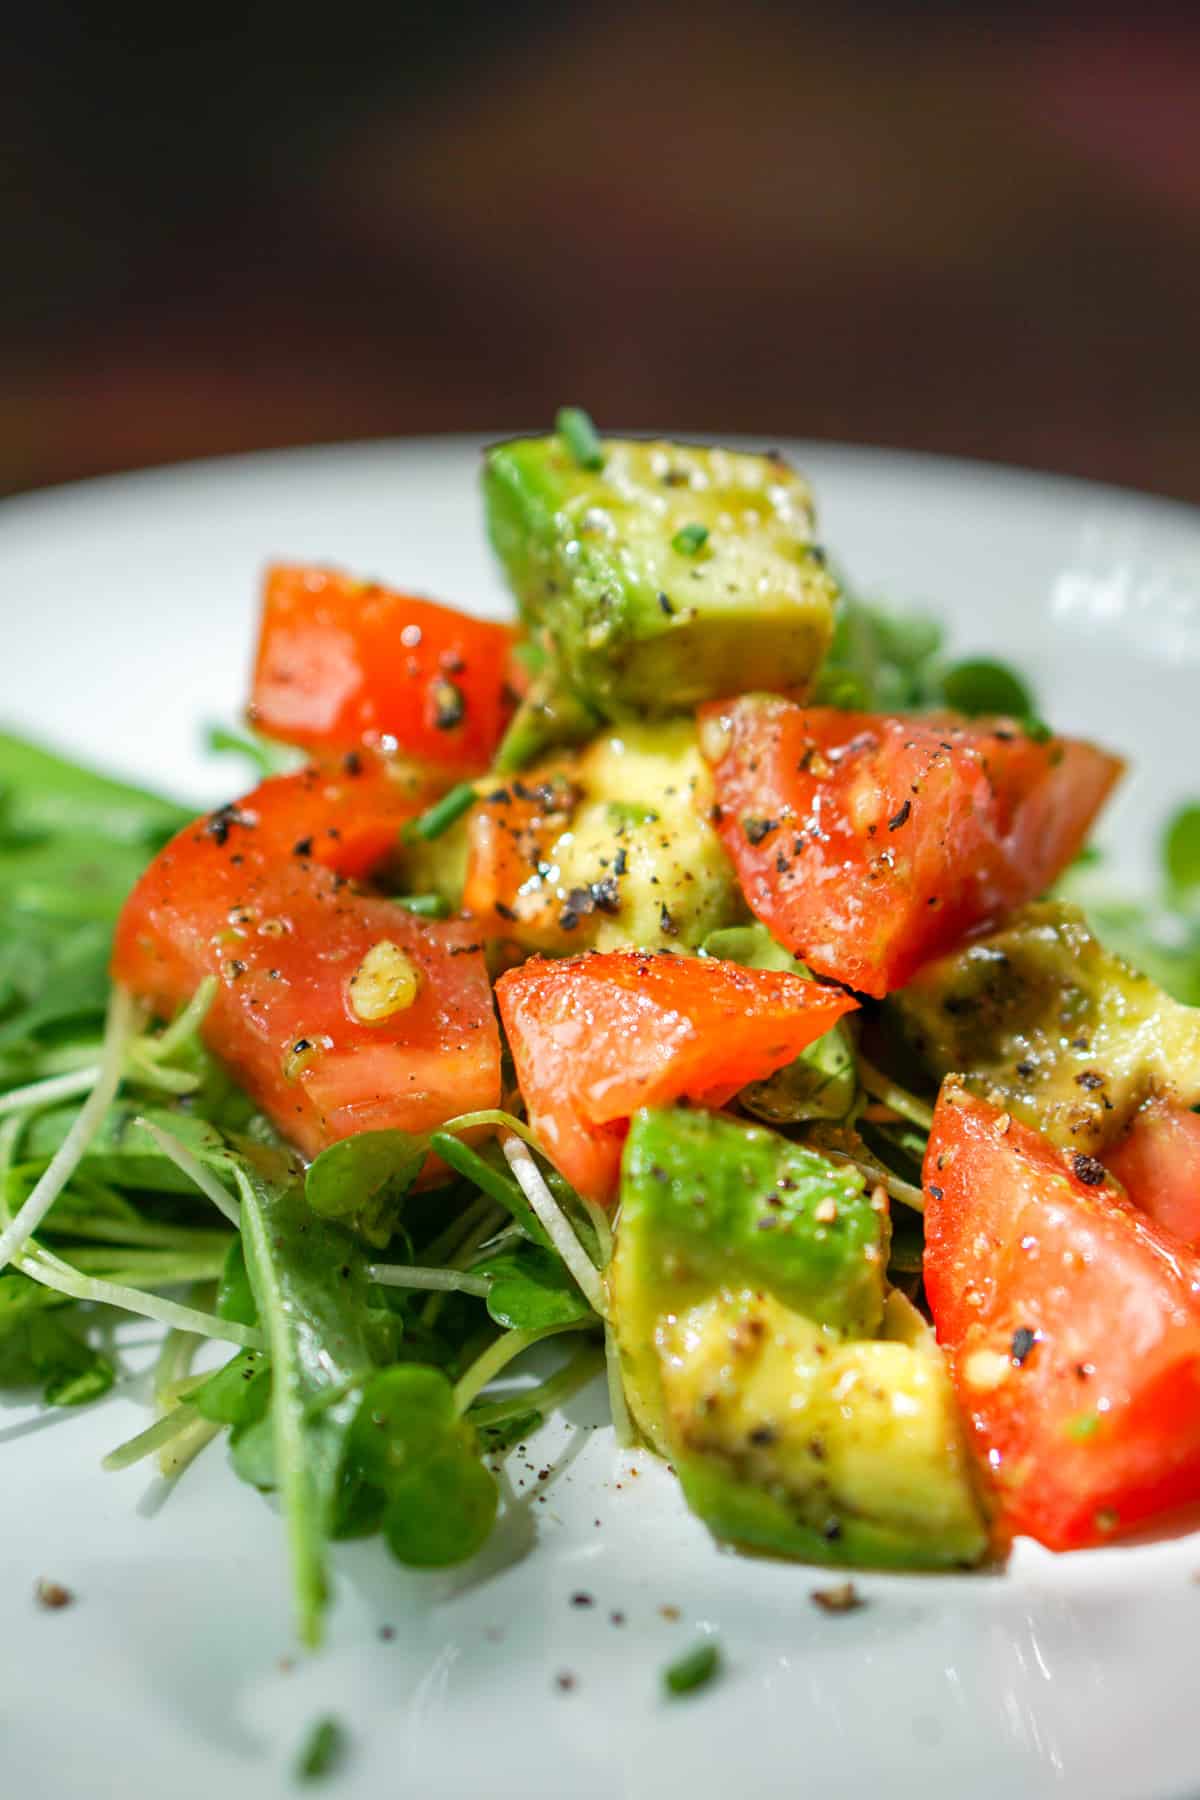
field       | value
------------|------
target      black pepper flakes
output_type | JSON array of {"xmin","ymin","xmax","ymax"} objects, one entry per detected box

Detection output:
[
  {"xmin": 292, "ymin": 837, "xmax": 313, "ymax": 857},
  {"xmin": 1072, "ymin": 1153, "xmax": 1106, "ymax": 1187},
  {"xmin": 1010, "ymin": 1326, "xmax": 1038, "ymax": 1366},
  {"xmin": 1075, "ymin": 1071, "xmax": 1105, "ymax": 1091},
  {"xmin": 657, "ymin": 592, "xmax": 676, "ymax": 616},
  {"xmin": 742, "ymin": 816, "xmax": 778, "ymax": 846},
  {"xmin": 927, "ymin": 1183, "xmax": 944, "ymax": 1203},
  {"xmin": 613, "ymin": 847, "xmax": 628, "ymax": 877},
  {"xmin": 570, "ymin": 1591, "xmax": 594, "ymax": 1609},
  {"xmin": 659, "ymin": 903, "xmax": 679, "ymax": 937},
  {"xmin": 888, "ymin": 800, "xmax": 912, "ymax": 831}
]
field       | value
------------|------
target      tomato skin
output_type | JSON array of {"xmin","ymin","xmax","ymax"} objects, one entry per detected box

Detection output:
[
  {"xmin": 700, "ymin": 700, "xmax": 1123, "ymax": 997},
  {"xmin": 112, "ymin": 759, "xmax": 501, "ymax": 1159},
  {"xmin": 1105, "ymin": 1100, "xmax": 1200, "ymax": 1253},
  {"xmin": 496, "ymin": 950, "xmax": 857, "ymax": 1203},
  {"xmin": 924, "ymin": 1081, "xmax": 1200, "ymax": 1550},
  {"xmin": 250, "ymin": 565, "xmax": 521, "ymax": 770}
]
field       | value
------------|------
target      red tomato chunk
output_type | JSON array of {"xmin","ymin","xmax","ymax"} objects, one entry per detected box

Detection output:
[
  {"xmin": 496, "ymin": 949, "xmax": 857, "ymax": 1204},
  {"xmin": 924, "ymin": 1081, "xmax": 1200, "ymax": 1550},
  {"xmin": 250, "ymin": 564, "xmax": 521, "ymax": 771},
  {"xmin": 1105, "ymin": 1098, "xmax": 1200, "ymax": 1255},
  {"xmin": 700, "ymin": 700, "xmax": 1123, "ymax": 997},
  {"xmin": 112, "ymin": 756, "xmax": 501, "ymax": 1159}
]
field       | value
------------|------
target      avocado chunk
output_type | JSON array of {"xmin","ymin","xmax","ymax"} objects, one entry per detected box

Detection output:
[
  {"xmin": 611, "ymin": 1107, "xmax": 887, "ymax": 1450},
  {"xmin": 483, "ymin": 434, "xmax": 836, "ymax": 753},
  {"xmin": 890, "ymin": 901, "xmax": 1200, "ymax": 1150},
  {"xmin": 662, "ymin": 1289, "xmax": 988, "ymax": 1570},
  {"xmin": 462, "ymin": 719, "xmax": 745, "ymax": 954}
]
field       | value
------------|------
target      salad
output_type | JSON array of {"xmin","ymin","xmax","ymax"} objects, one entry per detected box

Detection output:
[{"xmin": 5, "ymin": 413, "xmax": 1200, "ymax": 1650}]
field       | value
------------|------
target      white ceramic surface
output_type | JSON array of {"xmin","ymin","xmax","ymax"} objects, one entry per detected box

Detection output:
[{"xmin": 2, "ymin": 437, "xmax": 1199, "ymax": 1800}]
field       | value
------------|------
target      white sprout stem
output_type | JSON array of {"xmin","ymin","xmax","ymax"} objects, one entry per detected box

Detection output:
[
  {"xmin": 121, "ymin": 1051, "xmax": 201, "ymax": 1096},
  {"xmin": 158, "ymin": 1412, "xmax": 221, "ymax": 1478},
  {"xmin": 18, "ymin": 1242, "xmax": 264, "ymax": 1348},
  {"xmin": 141, "ymin": 975, "xmax": 218, "ymax": 1063},
  {"xmin": 103, "ymin": 1402, "xmax": 200, "ymax": 1472},
  {"xmin": 0, "ymin": 985, "xmax": 138, "ymax": 1275},
  {"xmin": 154, "ymin": 1323, "xmax": 199, "ymax": 1412},
  {"xmin": 501, "ymin": 1134, "xmax": 607, "ymax": 1317},
  {"xmin": 137, "ymin": 1118, "xmax": 241, "ymax": 1227},
  {"xmin": 604, "ymin": 1320, "xmax": 635, "ymax": 1449},
  {"xmin": 855, "ymin": 1057, "xmax": 934, "ymax": 1133},
  {"xmin": 0, "ymin": 1065, "xmax": 101, "ymax": 1120},
  {"xmin": 452, "ymin": 1318, "xmax": 594, "ymax": 1415},
  {"xmin": 368, "ymin": 1264, "xmax": 492, "ymax": 1298},
  {"xmin": 821, "ymin": 1149, "xmax": 925, "ymax": 1214}
]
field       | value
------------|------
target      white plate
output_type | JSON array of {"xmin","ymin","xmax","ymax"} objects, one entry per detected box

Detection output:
[{"xmin": 2, "ymin": 438, "xmax": 1200, "ymax": 1800}]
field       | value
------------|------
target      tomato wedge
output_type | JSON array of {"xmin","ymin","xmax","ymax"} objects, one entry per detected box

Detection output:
[
  {"xmin": 250, "ymin": 564, "xmax": 521, "ymax": 770},
  {"xmin": 495, "ymin": 950, "xmax": 857, "ymax": 1202},
  {"xmin": 1105, "ymin": 1099, "xmax": 1200, "ymax": 1253},
  {"xmin": 700, "ymin": 700, "xmax": 1123, "ymax": 996},
  {"xmin": 923, "ymin": 1080, "xmax": 1200, "ymax": 1549},
  {"xmin": 113, "ymin": 759, "xmax": 501, "ymax": 1158}
]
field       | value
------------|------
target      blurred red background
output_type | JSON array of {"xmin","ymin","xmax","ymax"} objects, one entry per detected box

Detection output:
[{"xmin": 5, "ymin": 3, "xmax": 1200, "ymax": 501}]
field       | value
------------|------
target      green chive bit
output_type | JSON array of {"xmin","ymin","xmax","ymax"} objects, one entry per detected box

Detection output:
[
  {"xmin": 405, "ymin": 780, "xmax": 478, "ymax": 843},
  {"xmin": 296, "ymin": 1716, "xmax": 346, "ymax": 1781},
  {"xmin": 672, "ymin": 523, "xmax": 710, "ymax": 556},
  {"xmin": 663, "ymin": 1640, "xmax": 722, "ymax": 1697},
  {"xmin": 395, "ymin": 893, "xmax": 452, "ymax": 919},
  {"xmin": 556, "ymin": 407, "xmax": 604, "ymax": 472}
]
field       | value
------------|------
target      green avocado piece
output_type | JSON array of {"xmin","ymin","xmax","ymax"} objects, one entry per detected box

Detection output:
[
  {"xmin": 890, "ymin": 901, "xmax": 1200, "ymax": 1151},
  {"xmin": 611, "ymin": 1107, "xmax": 887, "ymax": 1450},
  {"xmin": 483, "ymin": 434, "xmax": 836, "ymax": 745},
  {"xmin": 663, "ymin": 1290, "xmax": 988, "ymax": 1570}
]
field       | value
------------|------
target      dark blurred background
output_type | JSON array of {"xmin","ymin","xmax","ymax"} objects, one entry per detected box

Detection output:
[{"xmin": 6, "ymin": 3, "xmax": 1200, "ymax": 502}]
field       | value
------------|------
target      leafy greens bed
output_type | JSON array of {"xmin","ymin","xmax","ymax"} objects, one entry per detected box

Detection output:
[{"xmin": 5, "ymin": 419, "xmax": 1200, "ymax": 1646}]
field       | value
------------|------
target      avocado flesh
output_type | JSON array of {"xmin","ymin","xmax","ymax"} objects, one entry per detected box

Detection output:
[
  {"xmin": 663, "ymin": 1290, "xmax": 988, "ymax": 1571},
  {"xmin": 483, "ymin": 436, "xmax": 836, "ymax": 743},
  {"xmin": 891, "ymin": 901, "xmax": 1200, "ymax": 1151},
  {"xmin": 611, "ymin": 1107, "xmax": 887, "ymax": 1453},
  {"xmin": 611, "ymin": 1108, "xmax": 986, "ymax": 1569}
]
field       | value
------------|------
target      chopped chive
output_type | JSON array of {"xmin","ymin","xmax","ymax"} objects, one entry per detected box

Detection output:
[
  {"xmin": 664, "ymin": 1641, "xmax": 722, "ymax": 1697},
  {"xmin": 671, "ymin": 522, "xmax": 709, "ymax": 555},
  {"xmin": 296, "ymin": 1716, "xmax": 345, "ymax": 1781},
  {"xmin": 394, "ymin": 893, "xmax": 451, "ymax": 919},
  {"xmin": 556, "ymin": 407, "xmax": 604, "ymax": 471},
  {"xmin": 405, "ymin": 781, "xmax": 477, "ymax": 842}
]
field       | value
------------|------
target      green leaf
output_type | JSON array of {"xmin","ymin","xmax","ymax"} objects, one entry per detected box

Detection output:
[
  {"xmin": 21, "ymin": 1103, "xmax": 229, "ymax": 1195},
  {"xmin": 939, "ymin": 657, "xmax": 1034, "ymax": 719},
  {"xmin": 346, "ymin": 1364, "xmax": 498, "ymax": 1567},
  {"xmin": 382, "ymin": 1444, "xmax": 498, "ymax": 1567},
  {"xmin": 664, "ymin": 1641, "xmax": 722, "ymax": 1697},
  {"xmin": 191, "ymin": 1349, "xmax": 271, "ymax": 1428},
  {"xmin": 236, "ymin": 1163, "xmax": 380, "ymax": 1646},
  {"xmin": 1164, "ymin": 805, "xmax": 1200, "ymax": 901},
  {"xmin": 217, "ymin": 1238, "xmax": 257, "ymax": 1327},
  {"xmin": 0, "ymin": 731, "xmax": 190, "ymax": 849},
  {"xmin": 24, "ymin": 1313, "xmax": 114, "ymax": 1407},
  {"xmin": 305, "ymin": 1130, "xmax": 427, "ymax": 1247},
  {"xmin": 476, "ymin": 1244, "xmax": 593, "ymax": 1330}
]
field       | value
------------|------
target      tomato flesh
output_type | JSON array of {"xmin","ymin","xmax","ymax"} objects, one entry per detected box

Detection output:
[
  {"xmin": 113, "ymin": 757, "xmax": 501, "ymax": 1158},
  {"xmin": 250, "ymin": 564, "xmax": 521, "ymax": 770},
  {"xmin": 1105, "ymin": 1099, "xmax": 1200, "ymax": 1253},
  {"xmin": 496, "ymin": 950, "xmax": 857, "ymax": 1203},
  {"xmin": 923, "ymin": 1081, "xmax": 1200, "ymax": 1549},
  {"xmin": 700, "ymin": 700, "xmax": 1123, "ymax": 996}
]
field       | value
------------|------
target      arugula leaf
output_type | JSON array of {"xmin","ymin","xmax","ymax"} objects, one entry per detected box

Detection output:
[
  {"xmin": 0, "ymin": 731, "xmax": 190, "ymax": 849},
  {"xmin": 939, "ymin": 657, "xmax": 1034, "ymax": 719},
  {"xmin": 21, "ymin": 1102, "xmax": 229, "ymax": 1194},
  {"xmin": 235, "ymin": 1163, "xmax": 382, "ymax": 1646},
  {"xmin": 346, "ymin": 1365, "xmax": 497, "ymax": 1567},
  {"xmin": 305, "ymin": 1130, "xmax": 427, "ymax": 1247},
  {"xmin": 191, "ymin": 1349, "xmax": 271, "ymax": 1428},
  {"xmin": 476, "ymin": 1244, "xmax": 592, "ymax": 1330}
]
